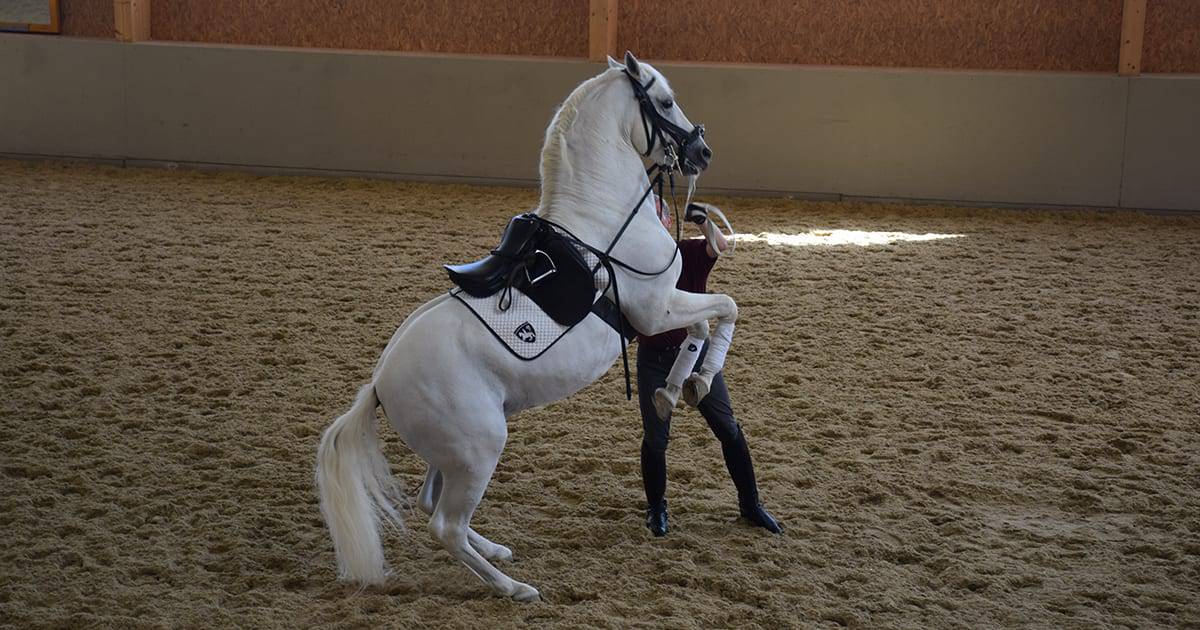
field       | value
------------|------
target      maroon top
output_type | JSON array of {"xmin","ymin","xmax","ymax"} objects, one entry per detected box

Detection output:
[{"xmin": 637, "ymin": 238, "xmax": 717, "ymax": 350}]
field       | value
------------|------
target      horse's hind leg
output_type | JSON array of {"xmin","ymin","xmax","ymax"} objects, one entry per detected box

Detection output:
[
  {"xmin": 418, "ymin": 466, "xmax": 513, "ymax": 562},
  {"xmin": 466, "ymin": 523, "xmax": 514, "ymax": 562},
  {"xmin": 428, "ymin": 462, "xmax": 538, "ymax": 601}
]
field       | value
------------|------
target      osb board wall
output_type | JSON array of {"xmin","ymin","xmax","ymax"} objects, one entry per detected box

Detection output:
[
  {"xmin": 60, "ymin": 0, "xmax": 112, "ymax": 38},
  {"xmin": 56, "ymin": 0, "xmax": 1197, "ymax": 73},
  {"xmin": 618, "ymin": 0, "xmax": 1124, "ymax": 71},
  {"xmin": 148, "ymin": 0, "xmax": 587, "ymax": 56},
  {"xmin": 1143, "ymin": 0, "xmax": 1200, "ymax": 73}
]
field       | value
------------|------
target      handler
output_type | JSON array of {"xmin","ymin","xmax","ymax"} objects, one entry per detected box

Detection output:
[{"xmin": 637, "ymin": 198, "xmax": 782, "ymax": 537}]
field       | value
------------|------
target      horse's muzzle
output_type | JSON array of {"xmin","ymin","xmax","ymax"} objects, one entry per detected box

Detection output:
[{"xmin": 680, "ymin": 125, "xmax": 711, "ymax": 175}]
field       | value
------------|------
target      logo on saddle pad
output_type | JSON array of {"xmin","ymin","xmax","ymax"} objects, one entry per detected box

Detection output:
[{"xmin": 514, "ymin": 322, "xmax": 537, "ymax": 343}]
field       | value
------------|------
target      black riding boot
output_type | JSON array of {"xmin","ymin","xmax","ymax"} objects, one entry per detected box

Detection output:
[
  {"xmin": 641, "ymin": 440, "xmax": 669, "ymax": 536},
  {"xmin": 722, "ymin": 427, "xmax": 783, "ymax": 534}
]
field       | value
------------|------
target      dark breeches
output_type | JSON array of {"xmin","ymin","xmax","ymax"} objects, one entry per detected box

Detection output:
[{"xmin": 637, "ymin": 342, "xmax": 760, "ymax": 509}]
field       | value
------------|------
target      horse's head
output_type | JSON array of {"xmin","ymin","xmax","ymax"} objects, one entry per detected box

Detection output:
[{"xmin": 607, "ymin": 52, "xmax": 712, "ymax": 175}]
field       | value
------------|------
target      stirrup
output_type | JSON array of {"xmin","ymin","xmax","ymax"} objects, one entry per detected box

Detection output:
[{"xmin": 524, "ymin": 249, "xmax": 556, "ymax": 285}]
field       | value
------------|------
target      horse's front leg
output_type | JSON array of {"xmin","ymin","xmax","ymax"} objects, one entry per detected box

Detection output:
[
  {"xmin": 631, "ymin": 290, "xmax": 738, "ymax": 418},
  {"xmin": 652, "ymin": 319, "xmax": 708, "ymax": 419}
]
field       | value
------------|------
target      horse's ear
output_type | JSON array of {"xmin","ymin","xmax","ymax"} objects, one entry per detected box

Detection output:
[
  {"xmin": 624, "ymin": 51, "xmax": 641, "ymax": 77},
  {"xmin": 607, "ymin": 55, "xmax": 624, "ymax": 71}
]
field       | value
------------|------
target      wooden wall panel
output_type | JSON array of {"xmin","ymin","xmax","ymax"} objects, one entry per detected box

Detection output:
[
  {"xmin": 60, "ymin": 0, "xmax": 112, "ymax": 38},
  {"xmin": 149, "ymin": 0, "xmax": 588, "ymax": 57},
  {"xmin": 1142, "ymin": 0, "xmax": 1200, "ymax": 73},
  {"xmin": 617, "ymin": 0, "xmax": 1123, "ymax": 71}
]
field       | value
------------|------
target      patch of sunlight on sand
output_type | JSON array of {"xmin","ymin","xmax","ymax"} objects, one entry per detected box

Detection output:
[{"xmin": 735, "ymin": 230, "xmax": 965, "ymax": 247}]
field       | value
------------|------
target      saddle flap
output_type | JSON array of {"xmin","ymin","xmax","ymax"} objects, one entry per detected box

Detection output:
[{"xmin": 519, "ymin": 231, "xmax": 594, "ymax": 326}]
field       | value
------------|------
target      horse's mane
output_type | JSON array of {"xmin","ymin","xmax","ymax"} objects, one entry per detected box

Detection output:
[{"xmin": 538, "ymin": 69, "xmax": 621, "ymax": 208}]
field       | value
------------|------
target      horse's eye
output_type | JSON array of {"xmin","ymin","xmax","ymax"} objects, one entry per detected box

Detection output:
[{"xmin": 660, "ymin": 99, "xmax": 674, "ymax": 109}]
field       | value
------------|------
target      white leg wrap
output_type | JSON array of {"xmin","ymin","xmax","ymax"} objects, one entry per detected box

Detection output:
[
  {"xmin": 699, "ymin": 321, "xmax": 735, "ymax": 376},
  {"xmin": 654, "ymin": 334, "xmax": 705, "ymax": 420},
  {"xmin": 683, "ymin": 322, "xmax": 734, "ymax": 407},
  {"xmin": 666, "ymin": 335, "xmax": 705, "ymax": 388}
]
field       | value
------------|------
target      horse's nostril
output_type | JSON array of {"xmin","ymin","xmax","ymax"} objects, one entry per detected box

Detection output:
[{"xmin": 701, "ymin": 148, "xmax": 712, "ymax": 159}]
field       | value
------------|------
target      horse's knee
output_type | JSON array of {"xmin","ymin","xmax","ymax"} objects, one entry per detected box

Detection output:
[
  {"xmin": 722, "ymin": 298, "xmax": 738, "ymax": 322},
  {"xmin": 686, "ymin": 319, "xmax": 709, "ymax": 339}
]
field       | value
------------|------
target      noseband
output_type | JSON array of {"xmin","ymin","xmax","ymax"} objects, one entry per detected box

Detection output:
[{"xmin": 624, "ymin": 70, "xmax": 706, "ymax": 175}]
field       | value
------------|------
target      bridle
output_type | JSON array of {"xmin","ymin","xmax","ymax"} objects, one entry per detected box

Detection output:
[
  {"xmin": 624, "ymin": 70, "xmax": 707, "ymax": 177},
  {"xmin": 600, "ymin": 69, "xmax": 711, "ymax": 265}
]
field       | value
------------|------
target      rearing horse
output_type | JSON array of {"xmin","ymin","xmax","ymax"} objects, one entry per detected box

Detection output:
[{"xmin": 316, "ymin": 52, "xmax": 736, "ymax": 602}]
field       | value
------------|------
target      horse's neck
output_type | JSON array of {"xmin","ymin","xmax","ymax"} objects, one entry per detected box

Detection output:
[
  {"xmin": 541, "ymin": 160, "xmax": 648, "ymax": 245},
  {"xmin": 536, "ymin": 91, "xmax": 674, "ymax": 261}
]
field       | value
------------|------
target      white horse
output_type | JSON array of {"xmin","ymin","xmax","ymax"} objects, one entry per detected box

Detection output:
[{"xmin": 316, "ymin": 52, "xmax": 737, "ymax": 602}]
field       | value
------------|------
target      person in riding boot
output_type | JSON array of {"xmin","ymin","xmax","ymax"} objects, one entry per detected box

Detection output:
[{"xmin": 636, "ymin": 196, "xmax": 782, "ymax": 537}]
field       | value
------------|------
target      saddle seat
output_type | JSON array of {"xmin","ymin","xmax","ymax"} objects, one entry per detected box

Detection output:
[{"xmin": 445, "ymin": 214, "xmax": 543, "ymax": 298}]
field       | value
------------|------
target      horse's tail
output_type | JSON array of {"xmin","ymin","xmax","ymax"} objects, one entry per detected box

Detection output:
[{"xmin": 315, "ymin": 382, "xmax": 404, "ymax": 585}]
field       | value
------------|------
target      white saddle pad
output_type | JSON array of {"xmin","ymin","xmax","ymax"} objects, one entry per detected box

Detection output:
[{"xmin": 450, "ymin": 287, "xmax": 579, "ymax": 360}]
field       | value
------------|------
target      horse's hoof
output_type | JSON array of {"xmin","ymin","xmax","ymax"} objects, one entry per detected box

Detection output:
[
  {"xmin": 682, "ymin": 374, "xmax": 710, "ymax": 407},
  {"xmin": 489, "ymin": 544, "xmax": 514, "ymax": 562},
  {"xmin": 653, "ymin": 387, "xmax": 677, "ymax": 421},
  {"xmin": 511, "ymin": 582, "xmax": 541, "ymax": 602}
]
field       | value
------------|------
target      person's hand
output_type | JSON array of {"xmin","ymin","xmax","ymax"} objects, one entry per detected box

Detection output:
[{"xmin": 689, "ymin": 202, "xmax": 730, "ymax": 256}]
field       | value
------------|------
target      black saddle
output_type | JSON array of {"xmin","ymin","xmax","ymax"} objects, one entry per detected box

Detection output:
[
  {"xmin": 445, "ymin": 214, "xmax": 596, "ymax": 327},
  {"xmin": 446, "ymin": 214, "xmax": 543, "ymax": 297}
]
